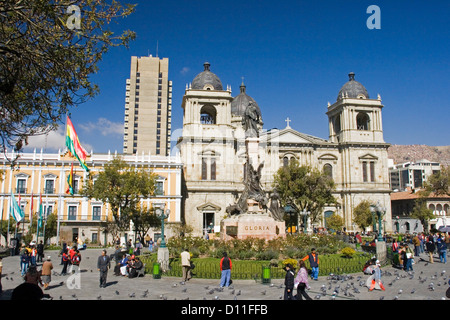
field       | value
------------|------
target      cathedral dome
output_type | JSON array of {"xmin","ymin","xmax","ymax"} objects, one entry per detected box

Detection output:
[
  {"xmin": 337, "ymin": 72, "xmax": 369, "ymax": 100},
  {"xmin": 231, "ymin": 81, "xmax": 262, "ymax": 119},
  {"xmin": 191, "ymin": 62, "xmax": 223, "ymax": 90}
]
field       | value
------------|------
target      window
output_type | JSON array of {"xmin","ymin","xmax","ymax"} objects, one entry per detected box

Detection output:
[
  {"xmin": 73, "ymin": 180, "xmax": 79, "ymax": 194},
  {"xmin": 323, "ymin": 164, "xmax": 333, "ymax": 180},
  {"xmin": 200, "ymin": 105, "xmax": 217, "ymax": 124},
  {"xmin": 203, "ymin": 212, "xmax": 215, "ymax": 234},
  {"xmin": 45, "ymin": 180, "xmax": 54, "ymax": 194},
  {"xmin": 92, "ymin": 206, "xmax": 101, "ymax": 221},
  {"xmin": 45, "ymin": 205, "xmax": 53, "ymax": 217},
  {"xmin": 202, "ymin": 158, "xmax": 207, "ymax": 180},
  {"xmin": 68, "ymin": 206, "xmax": 77, "ymax": 220},
  {"xmin": 155, "ymin": 181, "xmax": 164, "ymax": 196},
  {"xmin": 356, "ymin": 112, "xmax": 370, "ymax": 130},
  {"xmin": 210, "ymin": 158, "xmax": 216, "ymax": 181},
  {"xmin": 362, "ymin": 161, "xmax": 375, "ymax": 182},
  {"xmin": 283, "ymin": 157, "xmax": 289, "ymax": 167},
  {"xmin": 362, "ymin": 161, "xmax": 368, "ymax": 182},
  {"xmin": 334, "ymin": 114, "xmax": 341, "ymax": 134},
  {"xmin": 16, "ymin": 179, "xmax": 26, "ymax": 194}
]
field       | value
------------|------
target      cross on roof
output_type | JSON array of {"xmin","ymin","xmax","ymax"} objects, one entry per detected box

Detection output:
[{"xmin": 285, "ymin": 117, "xmax": 291, "ymax": 128}]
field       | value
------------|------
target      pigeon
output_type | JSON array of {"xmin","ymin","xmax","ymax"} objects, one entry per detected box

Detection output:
[
  {"xmin": 236, "ymin": 290, "xmax": 241, "ymax": 296},
  {"xmin": 233, "ymin": 295, "xmax": 238, "ymax": 300},
  {"xmin": 59, "ymin": 296, "xmax": 63, "ymax": 300},
  {"xmin": 129, "ymin": 292, "xmax": 136, "ymax": 298},
  {"xmin": 398, "ymin": 289, "xmax": 403, "ymax": 294},
  {"xmin": 173, "ymin": 283, "xmax": 177, "ymax": 287},
  {"xmin": 97, "ymin": 295, "xmax": 102, "ymax": 300},
  {"xmin": 214, "ymin": 296, "xmax": 220, "ymax": 300},
  {"xmin": 71, "ymin": 294, "xmax": 77, "ymax": 299},
  {"xmin": 115, "ymin": 290, "xmax": 120, "ymax": 295},
  {"xmin": 180, "ymin": 281, "xmax": 185, "ymax": 285},
  {"xmin": 208, "ymin": 289, "xmax": 215, "ymax": 295},
  {"xmin": 278, "ymin": 283, "xmax": 283, "ymax": 289},
  {"xmin": 204, "ymin": 286, "xmax": 209, "ymax": 290},
  {"xmin": 379, "ymin": 296, "xmax": 384, "ymax": 300},
  {"xmin": 230, "ymin": 289, "xmax": 235, "ymax": 295},
  {"xmin": 261, "ymin": 290, "xmax": 266, "ymax": 295},
  {"xmin": 314, "ymin": 294, "xmax": 321, "ymax": 300},
  {"xmin": 182, "ymin": 288, "xmax": 187, "ymax": 293},
  {"xmin": 411, "ymin": 288, "xmax": 416, "ymax": 294}
]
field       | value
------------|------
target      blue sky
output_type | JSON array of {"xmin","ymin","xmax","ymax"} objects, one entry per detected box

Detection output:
[{"xmin": 24, "ymin": 0, "xmax": 450, "ymax": 154}]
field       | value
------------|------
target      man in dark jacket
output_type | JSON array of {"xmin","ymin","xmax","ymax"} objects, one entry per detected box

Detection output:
[
  {"xmin": 284, "ymin": 263, "xmax": 295, "ymax": 300},
  {"xmin": 97, "ymin": 250, "xmax": 111, "ymax": 288},
  {"xmin": 128, "ymin": 257, "xmax": 143, "ymax": 278}
]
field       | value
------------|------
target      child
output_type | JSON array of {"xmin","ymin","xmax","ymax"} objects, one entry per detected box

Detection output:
[
  {"xmin": 283, "ymin": 263, "xmax": 295, "ymax": 300},
  {"xmin": 367, "ymin": 260, "xmax": 385, "ymax": 291}
]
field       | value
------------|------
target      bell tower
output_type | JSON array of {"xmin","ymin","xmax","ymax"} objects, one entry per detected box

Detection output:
[{"xmin": 327, "ymin": 72, "xmax": 385, "ymax": 144}]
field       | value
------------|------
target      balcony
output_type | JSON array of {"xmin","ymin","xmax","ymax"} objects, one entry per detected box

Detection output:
[
  {"xmin": 44, "ymin": 188, "xmax": 56, "ymax": 195},
  {"xmin": 16, "ymin": 188, "xmax": 26, "ymax": 194}
]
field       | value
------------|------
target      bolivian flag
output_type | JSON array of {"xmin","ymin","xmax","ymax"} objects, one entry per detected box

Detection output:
[
  {"xmin": 66, "ymin": 162, "xmax": 74, "ymax": 195},
  {"xmin": 66, "ymin": 116, "xmax": 89, "ymax": 172}
]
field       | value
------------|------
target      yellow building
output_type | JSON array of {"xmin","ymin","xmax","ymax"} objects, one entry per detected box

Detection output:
[{"xmin": 0, "ymin": 149, "xmax": 183, "ymax": 246}]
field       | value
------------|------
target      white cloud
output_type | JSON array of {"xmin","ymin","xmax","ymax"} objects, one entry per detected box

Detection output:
[
  {"xmin": 180, "ymin": 67, "xmax": 190, "ymax": 75},
  {"xmin": 79, "ymin": 117, "xmax": 123, "ymax": 136},
  {"xmin": 23, "ymin": 127, "xmax": 93, "ymax": 153}
]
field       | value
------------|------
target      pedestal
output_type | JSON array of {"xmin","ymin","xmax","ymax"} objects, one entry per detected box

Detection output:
[
  {"xmin": 157, "ymin": 247, "xmax": 170, "ymax": 272},
  {"xmin": 376, "ymin": 241, "xmax": 387, "ymax": 264},
  {"xmin": 221, "ymin": 213, "xmax": 285, "ymax": 241},
  {"xmin": 245, "ymin": 137, "xmax": 260, "ymax": 166}
]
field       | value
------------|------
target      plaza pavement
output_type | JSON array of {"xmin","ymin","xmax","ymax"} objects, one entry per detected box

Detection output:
[{"xmin": 1, "ymin": 248, "xmax": 448, "ymax": 302}]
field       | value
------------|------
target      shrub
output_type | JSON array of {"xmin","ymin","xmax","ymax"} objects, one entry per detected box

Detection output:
[
  {"xmin": 282, "ymin": 258, "xmax": 298, "ymax": 268},
  {"xmin": 341, "ymin": 247, "xmax": 356, "ymax": 258}
]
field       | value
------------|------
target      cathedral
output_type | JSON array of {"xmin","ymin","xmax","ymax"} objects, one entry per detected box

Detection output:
[{"xmin": 177, "ymin": 62, "xmax": 392, "ymax": 237}]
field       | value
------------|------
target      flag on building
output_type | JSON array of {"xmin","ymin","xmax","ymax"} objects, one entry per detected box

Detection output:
[
  {"xmin": 30, "ymin": 193, "xmax": 34, "ymax": 221},
  {"xmin": 66, "ymin": 116, "xmax": 90, "ymax": 172},
  {"xmin": 10, "ymin": 192, "xmax": 24, "ymax": 222},
  {"xmin": 66, "ymin": 162, "xmax": 74, "ymax": 195},
  {"xmin": 38, "ymin": 194, "xmax": 43, "ymax": 231}
]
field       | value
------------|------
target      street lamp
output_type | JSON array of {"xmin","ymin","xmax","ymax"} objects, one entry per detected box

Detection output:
[
  {"xmin": 370, "ymin": 202, "xmax": 386, "ymax": 242},
  {"xmin": 300, "ymin": 210, "xmax": 311, "ymax": 233},
  {"xmin": 156, "ymin": 205, "xmax": 170, "ymax": 271},
  {"xmin": 155, "ymin": 207, "xmax": 169, "ymax": 248}
]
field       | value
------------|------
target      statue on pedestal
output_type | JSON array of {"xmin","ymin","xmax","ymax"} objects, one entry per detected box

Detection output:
[
  {"xmin": 242, "ymin": 101, "xmax": 261, "ymax": 138},
  {"xmin": 268, "ymin": 189, "xmax": 285, "ymax": 222}
]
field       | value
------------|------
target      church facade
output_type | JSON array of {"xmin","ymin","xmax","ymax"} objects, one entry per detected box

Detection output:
[{"xmin": 177, "ymin": 63, "xmax": 392, "ymax": 236}]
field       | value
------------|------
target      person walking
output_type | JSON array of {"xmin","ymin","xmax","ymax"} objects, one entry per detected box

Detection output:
[
  {"xmin": 219, "ymin": 252, "xmax": 232, "ymax": 288},
  {"xmin": 412, "ymin": 234, "xmax": 421, "ymax": 257},
  {"xmin": 41, "ymin": 256, "xmax": 53, "ymax": 290},
  {"xmin": 148, "ymin": 238, "xmax": 154, "ymax": 252},
  {"xmin": 302, "ymin": 248, "xmax": 319, "ymax": 281},
  {"xmin": 37, "ymin": 241, "xmax": 44, "ymax": 263},
  {"xmin": 426, "ymin": 235, "xmax": 435, "ymax": 263},
  {"xmin": 283, "ymin": 263, "xmax": 295, "ymax": 300},
  {"xmin": 181, "ymin": 248, "xmax": 192, "ymax": 282},
  {"xmin": 294, "ymin": 260, "xmax": 312, "ymax": 300},
  {"xmin": 404, "ymin": 244, "xmax": 414, "ymax": 271},
  {"xmin": 437, "ymin": 235, "xmax": 447, "ymax": 264},
  {"xmin": 71, "ymin": 249, "xmax": 81, "ymax": 274},
  {"xmin": 60, "ymin": 249, "xmax": 70, "ymax": 276},
  {"xmin": 97, "ymin": 249, "xmax": 111, "ymax": 288},
  {"xmin": 20, "ymin": 250, "xmax": 30, "ymax": 276}
]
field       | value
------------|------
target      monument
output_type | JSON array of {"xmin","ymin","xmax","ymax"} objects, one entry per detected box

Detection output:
[{"xmin": 221, "ymin": 102, "xmax": 285, "ymax": 241}]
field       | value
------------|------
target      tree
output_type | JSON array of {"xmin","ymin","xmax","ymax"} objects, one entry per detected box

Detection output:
[
  {"xmin": 325, "ymin": 213, "xmax": 344, "ymax": 232},
  {"xmin": 81, "ymin": 157, "xmax": 157, "ymax": 232},
  {"xmin": 130, "ymin": 203, "xmax": 160, "ymax": 242},
  {"xmin": 273, "ymin": 159, "xmax": 336, "ymax": 225},
  {"xmin": 0, "ymin": 0, "xmax": 136, "ymax": 155},
  {"xmin": 424, "ymin": 165, "xmax": 450, "ymax": 196},
  {"xmin": 352, "ymin": 200, "xmax": 373, "ymax": 232},
  {"xmin": 410, "ymin": 199, "xmax": 435, "ymax": 232}
]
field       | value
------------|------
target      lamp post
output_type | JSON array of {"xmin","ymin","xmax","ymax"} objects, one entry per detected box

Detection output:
[
  {"xmin": 300, "ymin": 210, "xmax": 311, "ymax": 234},
  {"xmin": 370, "ymin": 202, "xmax": 386, "ymax": 241},
  {"xmin": 156, "ymin": 205, "xmax": 170, "ymax": 271},
  {"xmin": 370, "ymin": 202, "xmax": 387, "ymax": 264}
]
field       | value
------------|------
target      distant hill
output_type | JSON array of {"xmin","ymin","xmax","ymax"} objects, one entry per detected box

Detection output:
[{"xmin": 388, "ymin": 145, "xmax": 450, "ymax": 166}]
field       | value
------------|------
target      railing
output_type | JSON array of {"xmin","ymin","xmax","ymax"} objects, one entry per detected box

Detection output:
[{"xmin": 141, "ymin": 253, "xmax": 373, "ymax": 280}]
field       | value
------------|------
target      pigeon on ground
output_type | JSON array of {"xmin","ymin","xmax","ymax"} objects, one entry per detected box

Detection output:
[
  {"xmin": 115, "ymin": 290, "xmax": 120, "ymax": 295},
  {"xmin": 261, "ymin": 290, "xmax": 266, "ymax": 295},
  {"xmin": 182, "ymin": 288, "xmax": 187, "ymax": 293},
  {"xmin": 129, "ymin": 292, "xmax": 136, "ymax": 298}
]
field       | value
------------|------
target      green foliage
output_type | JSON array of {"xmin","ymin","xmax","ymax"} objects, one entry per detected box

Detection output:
[
  {"xmin": 273, "ymin": 160, "xmax": 336, "ymax": 224},
  {"xmin": 282, "ymin": 258, "xmax": 298, "ymax": 268},
  {"xmin": 325, "ymin": 213, "xmax": 344, "ymax": 232},
  {"xmin": 0, "ymin": 0, "xmax": 136, "ymax": 154},
  {"xmin": 424, "ymin": 165, "xmax": 450, "ymax": 196},
  {"xmin": 341, "ymin": 247, "xmax": 356, "ymax": 258},
  {"xmin": 81, "ymin": 156, "xmax": 157, "ymax": 232},
  {"xmin": 352, "ymin": 200, "xmax": 373, "ymax": 232}
]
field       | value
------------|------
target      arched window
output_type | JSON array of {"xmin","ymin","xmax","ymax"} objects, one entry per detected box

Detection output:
[
  {"xmin": 323, "ymin": 164, "xmax": 333, "ymax": 179},
  {"xmin": 283, "ymin": 157, "xmax": 289, "ymax": 167},
  {"xmin": 356, "ymin": 112, "xmax": 370, "ymax": 130},
  {"xmin": 436, "ymin": 204, "xmax": 443, "ymax": 215},
  {"xmin": 334, "ymin": 114, "xmax": 341, "ymax": 134},
  {"xmin": 444, "ymin": 204, "xmax": 449, "ymax": 214},
  {"xmin": 200, "ymin": 105, "xmax": 217, "ymax": 124},
  {"xmin": 429, "ymin": 204, "xmax": 435, "ymax": 213}
]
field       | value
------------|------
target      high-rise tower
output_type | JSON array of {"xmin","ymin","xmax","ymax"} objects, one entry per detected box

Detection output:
[{"xmin": 123, "ymin": 56, "xmax": 172, "ymax": 155}]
